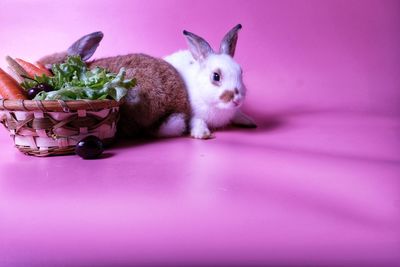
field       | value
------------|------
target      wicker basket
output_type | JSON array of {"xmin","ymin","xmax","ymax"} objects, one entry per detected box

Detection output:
[{"xmin": 0, "ymin": 99, "xmax": 120, "ymax": 156}]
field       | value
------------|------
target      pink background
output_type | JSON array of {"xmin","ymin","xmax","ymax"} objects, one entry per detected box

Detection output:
[
  {"xmin": 1, "ymin": 0, "xmax": 399, "ymax": 115},
  {"xmin": 1, "ymin": 0, "xmax": 400, "ymax": 266}
]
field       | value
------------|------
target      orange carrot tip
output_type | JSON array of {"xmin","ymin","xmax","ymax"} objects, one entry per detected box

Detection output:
[{"xmin": 15, "ymin": 58, "xmax": 52, "ymax": 77}]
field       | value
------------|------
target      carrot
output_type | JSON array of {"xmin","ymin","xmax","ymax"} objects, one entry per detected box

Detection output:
[
  {"xmin": 15, "ymin": 58, "xmax": 52, "ymax": 77},
  {"xmin": 0, "ymin": 68, "xmax": 28, "ymax": 99},
  {"xmin": 36, "ymin": 62, "xmax": 50, "ymax": 73}
]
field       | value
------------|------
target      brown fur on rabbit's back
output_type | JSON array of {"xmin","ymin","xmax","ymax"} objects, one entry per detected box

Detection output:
[{"xmin": 88, "ymin": 54, "xmax": 191, "ymax": 137}]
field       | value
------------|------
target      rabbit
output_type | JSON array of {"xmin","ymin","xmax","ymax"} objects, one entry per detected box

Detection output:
[
  {"xmin": 37, "ymin": 25, "xmax": 256, "ymax": 139},
  {"xmin": 164, "ymin": 24, "xmax": 256, "ymax": 138}
]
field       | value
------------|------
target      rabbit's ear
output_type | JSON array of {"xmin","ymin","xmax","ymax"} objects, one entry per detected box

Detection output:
[
  {"xmin": 220, "ymin": 24, "xmax": 242, "ymax": 57},
  {"xmin": 67, "ymin": 31, "xmax": 104, "ymax": 61},
  {"xmin": 183, "ymin": 30, "xmax": 213, "ymax": 61}
]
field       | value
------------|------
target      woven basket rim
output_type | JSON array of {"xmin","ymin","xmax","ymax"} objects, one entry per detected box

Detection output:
[{"xmin": 0, "ymin": 99, "xmax": 120, "ymax": 112}]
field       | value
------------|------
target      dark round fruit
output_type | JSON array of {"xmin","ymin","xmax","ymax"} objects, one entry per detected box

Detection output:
[
  {"xmin": 75, "ymin": 135, "xmax": 104, "ymax": 159},
  {"xmin": 36, "ymin": 83, "xmax": 54, "ymax": 92},
  {"xmin": 27, "ymin": 83, "xmax": 54, "ymax": 99},
  {"xmin": 27, "ymin": 87, "xmax": 42, "ymax": 99}
]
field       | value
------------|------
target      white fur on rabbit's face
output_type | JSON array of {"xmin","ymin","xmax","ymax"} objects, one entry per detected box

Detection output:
[{"xmin": 198, "ymin": 53, "xmax": 245, "ymax": 110}]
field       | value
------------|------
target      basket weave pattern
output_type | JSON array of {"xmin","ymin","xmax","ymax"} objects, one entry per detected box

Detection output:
[{"xmin": 0, "ymin": 99, "xmax": 120, "ymax": 156}]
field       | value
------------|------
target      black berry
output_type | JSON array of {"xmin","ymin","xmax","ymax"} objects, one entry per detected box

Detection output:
[{"xmin": 75, "ymin": 135, "xmax": 104, "ymax": 159}]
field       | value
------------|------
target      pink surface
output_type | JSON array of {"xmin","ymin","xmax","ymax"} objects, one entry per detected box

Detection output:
[{"xmin": 1, "ymin": 0, "xmax": 400, "ymax": 266}]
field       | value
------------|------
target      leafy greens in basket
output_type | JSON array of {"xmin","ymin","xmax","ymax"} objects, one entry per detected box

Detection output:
[{"xmin": 21, "ymin": 56, "xmax": 136, "ymax": 101}]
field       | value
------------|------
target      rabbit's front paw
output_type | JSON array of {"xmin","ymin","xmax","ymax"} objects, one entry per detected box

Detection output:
[
  {"xmin": 191, "ymin": 127, "xmax": 212, "ymax": 139},
  {"xmin": 190, "ymin": 118, "xmax": 212, "ymax": 139}
]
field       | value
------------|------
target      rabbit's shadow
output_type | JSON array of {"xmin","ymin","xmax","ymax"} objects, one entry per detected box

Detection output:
[
  {"xmin": 111, "ymin": 109, "xmax": 296, "ymax": 149},
  {"xmin": 220, "ymin": 105, "xmax": 328, "ymax": 133},
  {"xmin": 111, "ymin": 105, "xmax": 347, "ymax": 149},
  {"xmin": 111, "ymin": 105, "xmax": 391, "ymax": 150}
]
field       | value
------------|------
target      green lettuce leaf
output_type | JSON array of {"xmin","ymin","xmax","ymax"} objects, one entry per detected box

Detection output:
[{"xmin": 21, "ymin": 56, "xmax": 136, "ymax": 101}]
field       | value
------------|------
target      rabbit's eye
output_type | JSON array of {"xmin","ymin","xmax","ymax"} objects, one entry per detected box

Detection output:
[{"xmin": 213, "ymin": 72, "xmax": 220, "ymax": 82}]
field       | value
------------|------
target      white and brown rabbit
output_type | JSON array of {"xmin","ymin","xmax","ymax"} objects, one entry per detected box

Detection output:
[{"xmin": 37, "ymin": 24, "xmax": 256, "ymax": 139}]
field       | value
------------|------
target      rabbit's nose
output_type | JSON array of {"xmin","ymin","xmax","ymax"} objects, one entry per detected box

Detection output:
[
  {"xmin": 220, "ymin": 90, "xmax": 235, "ymax": 103},
  {"xmin": 234, "ymin": 88, "xmax": 239, "ymax": 95}
]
